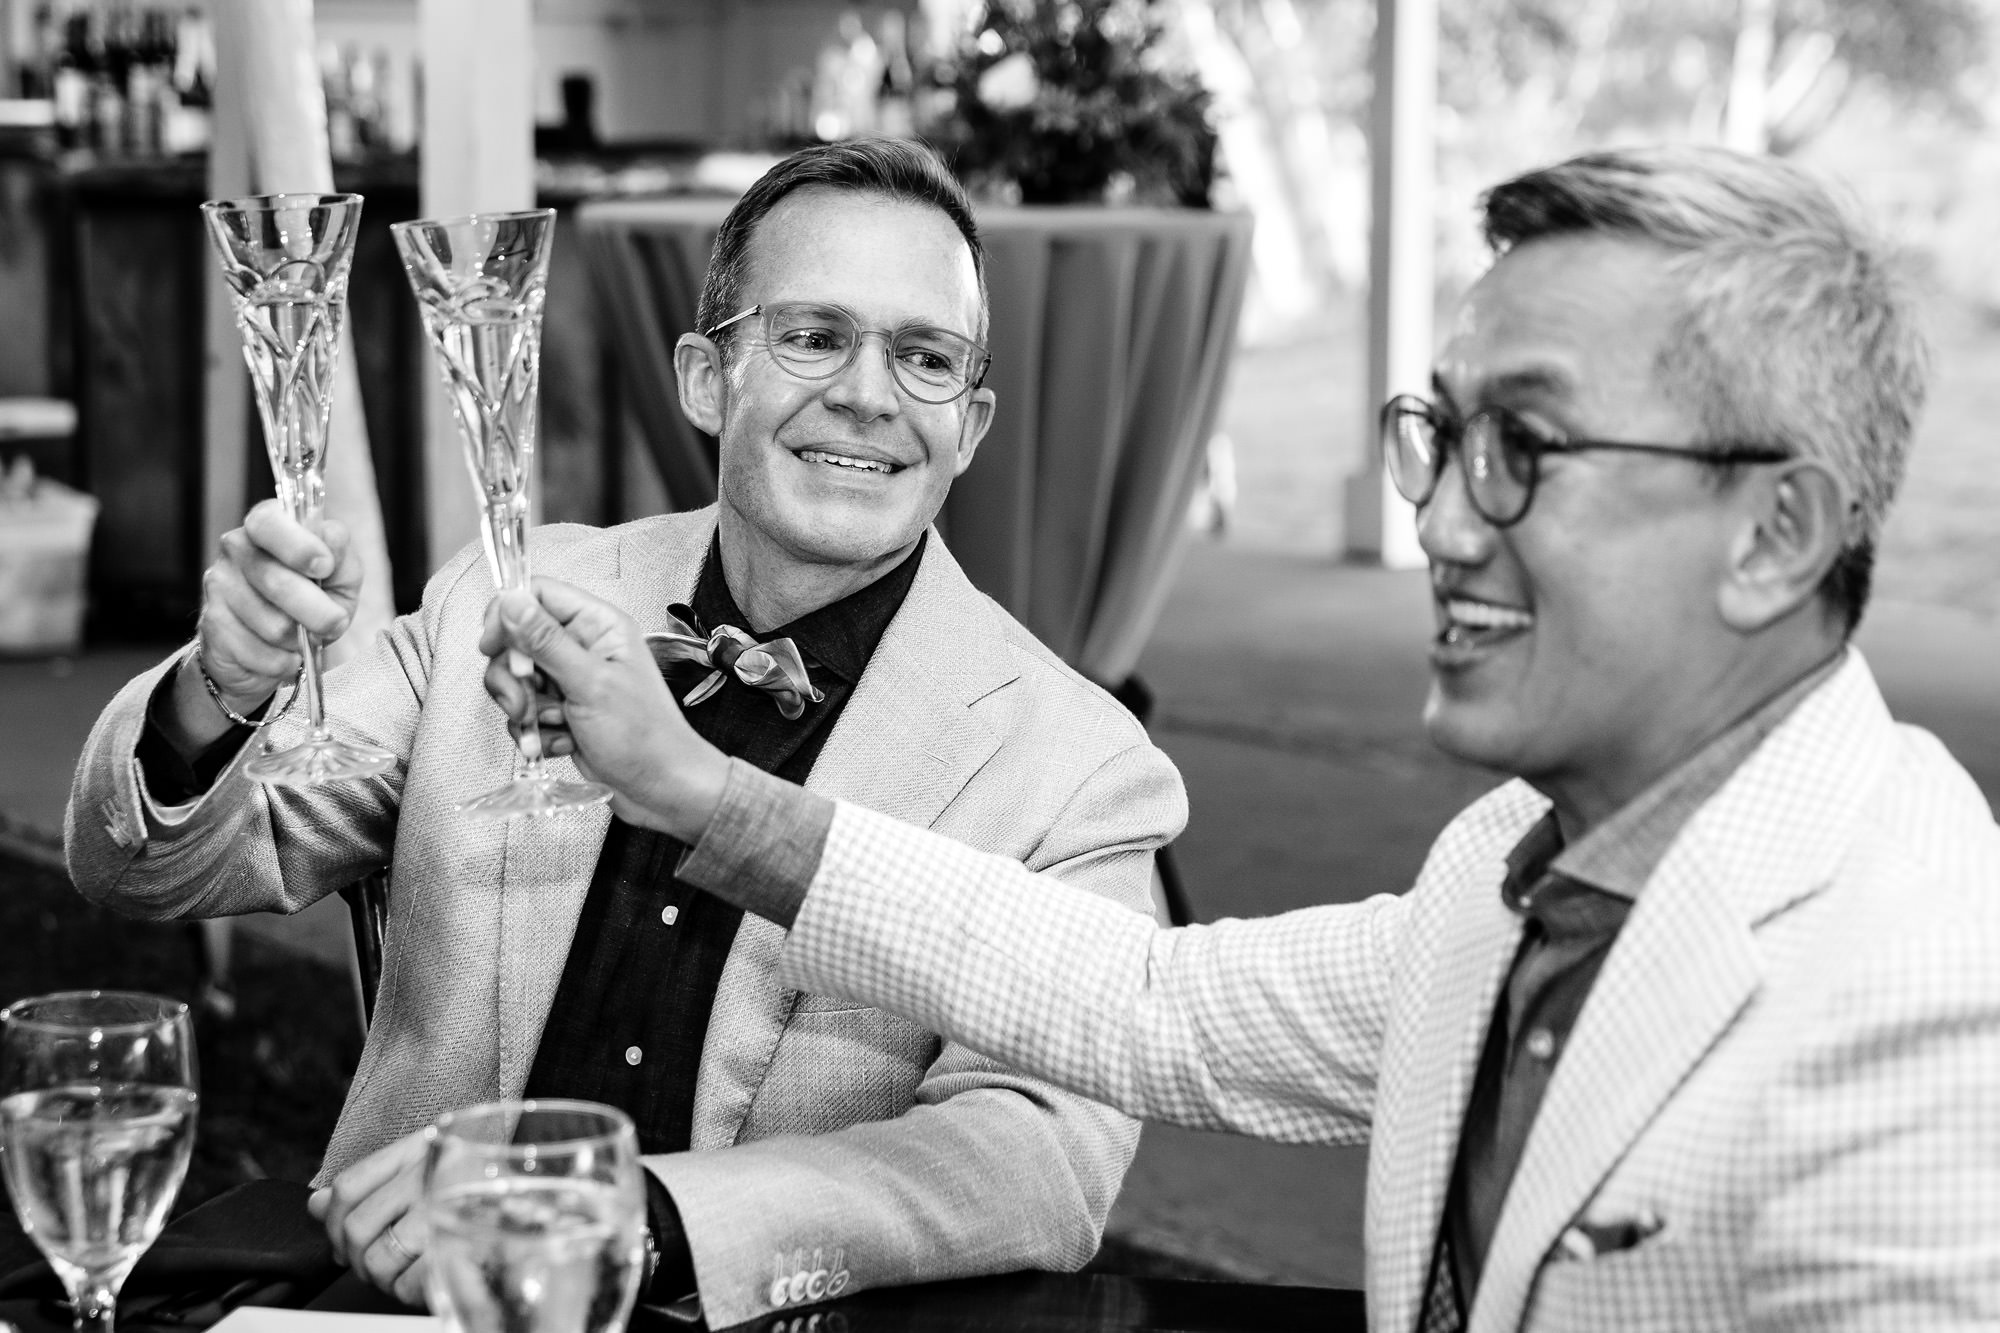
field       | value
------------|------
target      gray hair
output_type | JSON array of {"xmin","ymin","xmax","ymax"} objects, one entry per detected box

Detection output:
[{"xmin": 1480, "ymin": 144, "xmax": 1929, "ymax": 632}]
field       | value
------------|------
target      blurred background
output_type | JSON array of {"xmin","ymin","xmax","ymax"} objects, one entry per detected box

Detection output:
[
  {"xmin": 1, "ymin": 0, "xmax": 1996, "ymax": 1290},
  {"xmin": 2, "ymin": 0, "xmax": 1996, "ymax": 632}
]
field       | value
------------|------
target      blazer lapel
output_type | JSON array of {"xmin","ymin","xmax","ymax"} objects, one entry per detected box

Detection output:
[
  {"xmin": 495, "ymin": 513, "xmax": 712, "ymax": 1099},
  {"xmin": 690, "ymin": 534, "xmax": 1016, "ymax": 1150},
  {"xmin": 1368, "ymin": 864, "xmax": 1526, "ymax": 1333},
  {"xmin": 1469, "ymin": 652, "xmax": 1902, "ymax": 1333},
  {"xmin": 1469, "ymin": 852, "xmax": 1759, "ymax": 1333}
]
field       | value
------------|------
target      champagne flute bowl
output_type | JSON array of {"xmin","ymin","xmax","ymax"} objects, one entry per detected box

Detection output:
[
  {"xmin": 0, "ymin": 991, "xmax": 198, "ymax": 1333},
  {"xmin": 390, "ymin": 208, "xmax": 610, "ymax": 819},
  {"xmin": 422, "ymin": 1099, "xmax": 644, "ymax": 1333},
  {"xmin": 199, "ymin": 192, "xmax": 396, "ymax": 786}
]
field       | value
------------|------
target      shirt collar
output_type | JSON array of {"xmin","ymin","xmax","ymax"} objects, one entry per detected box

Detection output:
[
  {"xmin": 1550, "ymin": 648, "xmax": 1848, "ymax": 899},
  {"xmin": 690, "ymin": 532, "xmax": 928, "ymax": 688}
]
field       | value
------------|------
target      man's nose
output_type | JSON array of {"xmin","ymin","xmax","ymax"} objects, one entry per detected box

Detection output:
[
  {"xmin": 820, "ymin": 333, "xmax": 902, "ymax": 421},
  {"xmin": 1416, "ymin": 451, "xmax": 1496, "ymax": 566}
]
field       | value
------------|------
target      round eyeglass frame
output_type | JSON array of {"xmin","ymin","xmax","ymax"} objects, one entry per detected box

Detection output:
[
  {"xmin": 704, "ymin": 302, "xmax": 991, "ymax": 405},
  {"xmin": 1379, "ymin": 393, "xmax": 1793, "ymax": 528}
]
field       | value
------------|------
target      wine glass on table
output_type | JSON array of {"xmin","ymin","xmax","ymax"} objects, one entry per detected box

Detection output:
[
  {"xmin": 199, "ymin": 192, "xmax": 397, "ymax": 786},
  {"xmin": 390, "ymin": 208, "xmax": 610, "ymax": 818},
  {"xmin": 0, "ymin": 991, "xmax": 198, "ymax": 1333},
  {"xmin": 422, "ymin": 1100, "xmax": 645, "ymax": 1333}
]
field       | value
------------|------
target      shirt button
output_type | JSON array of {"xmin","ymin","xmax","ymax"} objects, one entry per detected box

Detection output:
[
  {"xmin": 1525, "ymin": 1028, "xmax": 1558, "ymax": 1061},
  {"xmin": 624, "ymin": 1045, "xmax": 643, "ymax": 1066},
  {"xmin": 661, "ymin": 905, "xmax": 679, "ymax": 926}
]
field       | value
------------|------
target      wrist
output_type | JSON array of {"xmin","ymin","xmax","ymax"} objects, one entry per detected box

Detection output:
[{"xmin": 638, "ymin": 739, "xmax": 730, "ymax": 844}]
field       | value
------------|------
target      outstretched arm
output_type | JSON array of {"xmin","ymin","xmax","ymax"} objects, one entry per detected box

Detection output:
[{"xmin": 485, "ymin": 581, "xmax": 1398, "ymax": 1141}]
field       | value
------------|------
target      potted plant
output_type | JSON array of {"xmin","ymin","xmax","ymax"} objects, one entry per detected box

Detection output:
[{"xmin": 931, "ymin": 0, "xmax": 1217, "ymax": 206}]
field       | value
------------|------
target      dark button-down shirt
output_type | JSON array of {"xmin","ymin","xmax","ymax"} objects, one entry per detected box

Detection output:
[
  {"xmin": 520, "ymin": 532, "xmax": 924, "ymax": 1148},
  {"xmin": 1441, "ymin": 652, "xmax": 1844, "ymax": 1313}
]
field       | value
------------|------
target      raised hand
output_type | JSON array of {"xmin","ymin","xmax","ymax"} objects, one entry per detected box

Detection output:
[
  {"xmin": 164, "ymin": 498, "xmax": 361, "ymax": 752},
  {"xmin": 479, "ymin": 580, "xmax": 730, "ymax": 842}
]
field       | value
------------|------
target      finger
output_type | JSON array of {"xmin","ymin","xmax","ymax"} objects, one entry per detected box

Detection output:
[
  {"xmin": 203, "ymin": 548, "xmax": 300, "ymax": 652},
  {"xmin": 357, "ymin": 1209, "xmax": 423, "ymax": 1295},
  {"xmin": 392, "ymin": 1254, "xmax": 430, "ymax": 1310},
  {"xmin": 307, "ymin": 1187, "xmax": 331, "ymax": 1222},
  {"xmin": 318, "ymin": 518, "xmax": 364, "ymax": 607},
  {"xmin": 483, "ymin": 653, "xmax": 536, "ymax": 724},
  {"xmin": 242, "ymin": 499, "xmax": 338, "ymax": 580},
  {"xmin": 200, "ymin": 598, "xmax": 303, "ymax": 684},
  {"xmin": 238, "ymin": 544, "xmax": 352, "ymax": 642},
  {"xmin": 525, "ymin": 577, "xmax": 644, "ymax": 655},
  {"xmin": 322, "ymin": 1130, "xmax": 430, "ymax": 1265},
  {"xmin": 492, "ymin": 587, "xmax": 606, "ymax": 688}
]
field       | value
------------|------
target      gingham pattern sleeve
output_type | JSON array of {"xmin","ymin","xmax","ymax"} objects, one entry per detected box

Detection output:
[{"xmin": 774, "ymin": 800, "xmax": 1408, "ymax": 1144}]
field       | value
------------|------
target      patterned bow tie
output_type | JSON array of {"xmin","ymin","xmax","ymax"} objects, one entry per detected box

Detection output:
[{"xmin": 644, "ymin": 606, "xmax": 825, "ymax": 721}]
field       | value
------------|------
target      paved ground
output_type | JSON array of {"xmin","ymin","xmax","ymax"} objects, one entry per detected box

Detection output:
[{"xmin": 3, "ymin": 540, "xmax": 1997, "ymax": 1289}]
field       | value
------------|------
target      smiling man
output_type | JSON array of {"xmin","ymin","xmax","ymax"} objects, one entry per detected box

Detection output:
[
  {"xmin": 485, "ymin": 145, "xmax": 2000, "ymax": 1331},
  {"xmin": 66, "ymin": 140, "xmax": 1185, "ymax": 1328}
]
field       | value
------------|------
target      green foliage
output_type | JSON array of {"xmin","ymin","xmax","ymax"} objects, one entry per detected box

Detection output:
[{"xmin": 934, "ymin": 0, "xmax": 1218, "ymax": 205}]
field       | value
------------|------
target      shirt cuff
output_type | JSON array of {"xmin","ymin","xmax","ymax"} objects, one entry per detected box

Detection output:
[
  {"xmin": 641, "ymin": 1169, "xmax": 697, "ymax": 1303},
  {"xmin": 674, "ymin": 758, "xmax": 833, "ymax": 929},
  {"xmin": 135, "ymin": 655, "xmax": 255, "ymax": 806}
]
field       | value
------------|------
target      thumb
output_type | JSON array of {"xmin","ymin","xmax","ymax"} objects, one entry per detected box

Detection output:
[{"xmin": 495, "ymin": 587, "xmax": 597, "ymax": 687}]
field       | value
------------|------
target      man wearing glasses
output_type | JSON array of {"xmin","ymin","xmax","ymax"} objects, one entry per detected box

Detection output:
[
  {"xmin": 487, "ymin": 144, "xmax": 2000, "ymax": 1329},
  {"xmin": 66, "ymin": 140, "xmax": 1184, "ymax": 1326}
]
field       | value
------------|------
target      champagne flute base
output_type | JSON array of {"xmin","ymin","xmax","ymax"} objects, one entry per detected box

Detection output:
[
  {"xmin": 247, "ymin": 737, "xmax": 397, "ymax": 786},
  {"xmin": 456, "ymin": 774, "xmax": 613, "ymax": 820}
]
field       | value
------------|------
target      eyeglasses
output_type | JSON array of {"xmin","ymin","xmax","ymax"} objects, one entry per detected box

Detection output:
[
  {"xmin": 1379, "ymin": 394, "xmax": 1793, "ymax": 528},
  {"xmin": 703, "ymin": 301, "xmax": 991, "ymax": 405}
]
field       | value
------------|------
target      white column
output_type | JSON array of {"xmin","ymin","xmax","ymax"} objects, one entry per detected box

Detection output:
[
  {"xmin": 207, "ymin": 0, "xmax": 394, "ymax": 659},
  {"xmin": 202, "ymin": 11, "xmax": 252, "ymax": 570},
  {"xmin": 418, "ymin": 0, "xmax": 535, "ymax": 572},
  {"xmin": 1341, "ymin": 0, "xmax": 1433, "ymax": 569}
]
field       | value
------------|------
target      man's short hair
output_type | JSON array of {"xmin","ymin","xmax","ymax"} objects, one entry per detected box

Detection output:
[
  {"xmin": 1479, "ymin": 144, "xmax": 1929, "ymax": 632},
  {"xmin": 696, "ymin": 138, "xmax": 989, "ymax": 344}
]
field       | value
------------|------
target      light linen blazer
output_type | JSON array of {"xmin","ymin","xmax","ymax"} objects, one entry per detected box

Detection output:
[
  {"xmin": 65, "ymin": 508, "xmax": 1187, "ymax": 1330},
  {"xmin": 760, "ymin": 651, "xmax": 2000, "ymax": 1332}
]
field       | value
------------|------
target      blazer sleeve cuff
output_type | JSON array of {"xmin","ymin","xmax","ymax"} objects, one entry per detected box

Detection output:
[{"xmin": 675, "ymin": 758, "xmax": 832, "ymax": 929}]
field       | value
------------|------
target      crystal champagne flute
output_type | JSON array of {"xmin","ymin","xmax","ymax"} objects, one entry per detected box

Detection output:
[
  {"xmin": 390, "ymin": 208, "xmax": 610, "ymax": 819},
  {"xmin": 199, "ymin": 193, "xmax": 397, "ymax": 786},
  {"xmin": 0, "ymin": 991, "xmax": 199, "ymax": 1333},
  {"xmin": 423, "ymin": 1100, "xmax": 645, "ymax": 1333}
]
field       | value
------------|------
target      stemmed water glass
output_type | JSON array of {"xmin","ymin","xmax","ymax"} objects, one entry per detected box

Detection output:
[
  {"xmin": 390, "ymin": 209, "xmax": 610, "ymax": 819},
  {"xmin": 422, "ymin": 1099, "xmax": 645, "ymax": 1333},
  {"xmin": 200, "ymin": 193, "xmax": 397, "ymax": 786},
  {"xmin": 0, "ymin": 991, "xmax": 199, "ymax": 1333}
]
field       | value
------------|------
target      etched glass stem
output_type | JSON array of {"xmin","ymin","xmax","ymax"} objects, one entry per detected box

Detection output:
[
  {"xmin": 483, "ymin": 493, "xmax": 547, "ymax": 773},
  {"xmin": 275, "ymin": 469, "xmax": 331, "ymax": 738}
]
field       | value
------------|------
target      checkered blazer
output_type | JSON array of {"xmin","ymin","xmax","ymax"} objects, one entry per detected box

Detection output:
[
  {"xmin": 776, "ymin": 651, "xmax": 2000, "ymax": 1331},
  {"xmin": 64, "ymin": 508, "xmax": 1187, "ymax": 1330}
]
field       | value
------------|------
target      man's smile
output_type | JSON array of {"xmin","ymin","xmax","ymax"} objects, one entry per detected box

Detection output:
[
  {"xmin": 796, "ymin": 446, "xmax": 905, "ymax": 475},
  {"xmin": 1433, "ymin": 592, "xmax": 1535, "ymax": 665}
]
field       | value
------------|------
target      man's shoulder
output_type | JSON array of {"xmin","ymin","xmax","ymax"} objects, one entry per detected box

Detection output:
[
  {"xmin": 973, "ymin": 597, "xmax": 1156, "ymax": 756},
  {"xmin": 532, "ymin": 510, "xmax": 713, "ymax": 573}
]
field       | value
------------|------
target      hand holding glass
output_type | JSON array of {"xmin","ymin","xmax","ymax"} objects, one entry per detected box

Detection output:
[
  {"xmin": 200, "ymin": 193, "xmax": 396, "ymax": 786},
  {"xmin": 423, "ymin": 1100, "xmax": 645, "ymax": 1333},
  {"xmin": 0, "ymin": 992, "xmax": 198, "ymax": 1333},
  {"xmin": 391, "ymin": 209, "xmax": 611, "ymax": 818}
]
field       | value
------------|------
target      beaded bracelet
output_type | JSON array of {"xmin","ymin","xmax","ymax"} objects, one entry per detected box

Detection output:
[{"xmin": 194, "ymin": 643, "xmax": 303, "ymax": 731}]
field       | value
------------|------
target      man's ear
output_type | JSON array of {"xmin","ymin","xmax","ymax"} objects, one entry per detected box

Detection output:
[
  {"xmin": 674, "ymin": 333, "xmax": 727, "ymax": 436},
  {"xmin": 1717, "ymin": 460, "xmax": 1851, "ymax": 633},
  {"xmin": 950, "ymin": 386, "xmax": 998, "ymax": 478}
]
